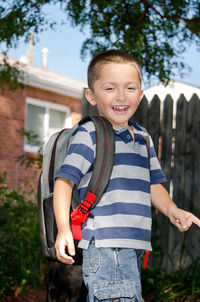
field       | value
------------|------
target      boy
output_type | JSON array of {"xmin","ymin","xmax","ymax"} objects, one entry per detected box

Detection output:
[{"xmin": 53, "ymin": 50, "xmax": 200, "ymax": 302}]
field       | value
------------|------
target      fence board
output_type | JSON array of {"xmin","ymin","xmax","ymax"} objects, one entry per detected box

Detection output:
[
  {"xmin": 147, "ymin": 95, "xmax": 160, "ymax": 154},
  {"xmin": 184, "ymin": 94, "xmax": 200, "ymax": 263},
  {"xmin": 161, "ymin": 94, "xmax": 174, "ymax": 193},
  {"xmin": 167, "ymin": 95, "xmax": 188, "ymax": 269},
  {"xmin": 185, "ymin": 94, "xmax": 198, "ymax": 211},
  {"xmin": 152, "ymin": 95, "xmax": 174, "ymax": 267},
  {"xmin": 173, "ymin": 94, "xmax": 188, "ymax": 208},
  {"xmin": 191, "ymin": 94, "xmax": 200, "ymax": 215}
]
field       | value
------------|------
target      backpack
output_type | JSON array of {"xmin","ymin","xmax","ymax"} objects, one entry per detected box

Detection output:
[{"xmin": 37, "ymin": 116, "xmax": 115, "ymax": 262}]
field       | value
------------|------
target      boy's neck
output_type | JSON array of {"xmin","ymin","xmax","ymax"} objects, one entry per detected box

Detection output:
[{"xmin": 127, "ymin": 125, "xmax": 135, "ymax": 140}]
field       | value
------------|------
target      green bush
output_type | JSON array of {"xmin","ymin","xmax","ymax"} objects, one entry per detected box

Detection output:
[
  {"xmin": 142, "ymin": 258, "xmax": 200, "ymax": 301},
  {"xmin": 0, "ymin": 172, "xmax": 47, "ymax": 298}
]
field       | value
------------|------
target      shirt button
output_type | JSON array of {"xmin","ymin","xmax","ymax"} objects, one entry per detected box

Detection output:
[{"xmin": 127, "ymin": 135, "xmax": 131, "ymax": 139}]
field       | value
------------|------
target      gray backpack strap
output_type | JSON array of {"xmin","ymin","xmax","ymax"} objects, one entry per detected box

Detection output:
[{"xmin": 80, "ymin": 116, "xmax": 115, "ymax": 209}]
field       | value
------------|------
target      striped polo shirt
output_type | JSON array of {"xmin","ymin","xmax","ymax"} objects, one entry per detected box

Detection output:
[{"xmin": 56, "ymin": 120, "xmax": 167, "ymax": 251}]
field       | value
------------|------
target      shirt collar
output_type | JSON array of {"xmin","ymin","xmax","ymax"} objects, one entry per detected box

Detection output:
[{"xmin": 113, "ymin": 123, "xmax": 134, "ymax": 144}]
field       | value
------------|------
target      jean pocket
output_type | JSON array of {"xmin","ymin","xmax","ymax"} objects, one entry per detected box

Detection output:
[
  {"xmin": 94, "ymin": 280, "xmax": 135, "ymax": 300},
  {"xmin": 82, "ymin": 243, "xmax": 100, "ymax": 274}
]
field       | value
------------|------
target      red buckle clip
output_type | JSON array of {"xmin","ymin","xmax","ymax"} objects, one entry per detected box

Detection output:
[{"xmin": 71, "ymin": 192, "xmax": 96, "ymax": 240}]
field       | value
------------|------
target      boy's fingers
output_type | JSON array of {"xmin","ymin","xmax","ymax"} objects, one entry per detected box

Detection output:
[
  {"xmin": 57, "ymin": 246, "xmax": 75, "ymax": 264},
  {"xmin": 67, "ymin": 237, "xmax": 76, "ymax": 256},
  {"xmin": 175, "ymin": 212, "xmax": 188, "ymax": 228},
  {"xmin": 55, "ymin": 240, "xmax": 75, "ymax": 264},
  {"xmin": 190, "ymin": 214, "xmax": 200, "ymax": 228},
  {"xmin": 61, "ymin": 237, "xmax": 76, "ymax": 263},
  {"xmin": 175, "ymin": 213, "xmax": 200, "ymax": 231},
  {"xmin": 174, "ymin": 219, "xmax": 188, "ymax": 232},
  {"xmin": 56, "ymin": 248, "xmax": 74, "ymax": 264}
]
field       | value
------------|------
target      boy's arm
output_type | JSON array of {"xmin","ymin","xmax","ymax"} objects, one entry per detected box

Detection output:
[
  {"xmin": 53, "ymin": 177, "xmax": 75, "ymax": 264},
  {"xmin": 151, "ymin": 183, "xmax": 200, "ymax": 231}
]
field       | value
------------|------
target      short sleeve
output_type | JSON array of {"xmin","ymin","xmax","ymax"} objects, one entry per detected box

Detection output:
[
  {"xmin": 55, "ymin": 122, "xmax": 95, "ymax": 186},
  {"xmin": 148, "ymin": 135, "xmax": 167, "ymax": 185}
]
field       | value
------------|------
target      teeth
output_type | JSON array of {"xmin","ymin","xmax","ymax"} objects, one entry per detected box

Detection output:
[{"xmin": 113, "ymin": 105, "xmax": 128, "ymax": 109}]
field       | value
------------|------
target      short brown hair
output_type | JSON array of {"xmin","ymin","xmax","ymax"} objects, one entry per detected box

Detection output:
[{"xmin": 87, "ymin": 49, "xmax": 142, "ymax": 91}]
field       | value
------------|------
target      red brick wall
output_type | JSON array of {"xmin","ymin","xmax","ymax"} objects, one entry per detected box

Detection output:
[{"xmin": 0, "ymin": 85, "xmax": 82, "ymax": 193}]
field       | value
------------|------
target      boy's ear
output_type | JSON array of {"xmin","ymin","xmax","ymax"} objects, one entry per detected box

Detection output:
[
  {"xmin": 139, "ymin": 89, "xmax": 144, "ymax": 102},
  {"xmin": 85, "ymin": 89, "xmax": 97, "ymax": 106}
]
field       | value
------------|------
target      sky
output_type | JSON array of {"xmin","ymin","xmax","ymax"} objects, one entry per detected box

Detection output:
[{"xmin": 2, "ymin": 4, "xmax": 200, "ymax": 89}]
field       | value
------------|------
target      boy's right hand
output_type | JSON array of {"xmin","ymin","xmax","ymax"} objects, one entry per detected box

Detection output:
[{"xmin": 55, "ymin": 230, "xmax": 75, "ymax": 264}]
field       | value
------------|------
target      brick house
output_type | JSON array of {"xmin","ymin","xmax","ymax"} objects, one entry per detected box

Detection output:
[{"xmin": 0, "ymin": 54, "xmax": 87, "ymax": 193}]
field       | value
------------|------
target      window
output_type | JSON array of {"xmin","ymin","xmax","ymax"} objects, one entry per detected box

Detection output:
[{"xmin": 25, "ymin": 98, "xmax": 71, "ymax": 152}]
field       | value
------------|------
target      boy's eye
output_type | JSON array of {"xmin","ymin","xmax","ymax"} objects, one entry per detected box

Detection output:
[
  {"xmin": 105, "ymin": 87, "xmax": 114, "ymax": 91},
  {"xmin": 127, "ymin": 87, "xmax": 136, "ymax": 90}
]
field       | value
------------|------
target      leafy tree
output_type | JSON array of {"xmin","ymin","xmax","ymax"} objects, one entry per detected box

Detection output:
[
  {"xmin": 0, "ymin": 0, "xmax": 54, "ymax": 91},
  {"xmin": 0, "ymin": 56, "xmax": 24, "ymax": 93},
  {"xmin": 0, "ymin": 0, "xmax": 200, "ymax": 84},
  {"xmin": 66, "ymin": 0, "xmax": 200, "ymax": 83}
]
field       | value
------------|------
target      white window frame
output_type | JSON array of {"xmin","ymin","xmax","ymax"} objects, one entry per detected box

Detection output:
[{"xmin": 25, "ymin": 97, "xmax": 72, "ymax": 153}]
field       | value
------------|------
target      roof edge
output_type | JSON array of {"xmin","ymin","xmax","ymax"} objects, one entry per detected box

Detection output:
[{"xmin": 25, "ymin": 73, "xmax": 85, "ymax": 98}]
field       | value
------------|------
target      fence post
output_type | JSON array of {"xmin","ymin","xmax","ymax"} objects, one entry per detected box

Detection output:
[
  {"xmin": 151, "ymin": 95, "xmax": 174, "ymax": 267},
  {"xmin": 183, "ymin": 94, "xmax": 200, "ymax": 264},
  {"xmin": 169, "ymin": 94, "xmax": 188, "ymax": 269},
  {"xmin": 147, "ymin": 95, "xmax": 160, "ymax": 154},
  {"xmin": 173, "ymin": 94, "xmax": 188, "ymax": 208},
  {"xmin": 161, "ymin": 94, "xmax": 174, "ymax": 193}
]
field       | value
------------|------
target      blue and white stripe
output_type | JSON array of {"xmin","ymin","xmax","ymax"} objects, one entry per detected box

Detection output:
[{"xmin": 56, "ymin": 120, "xmax": 167, "ymax": 251}]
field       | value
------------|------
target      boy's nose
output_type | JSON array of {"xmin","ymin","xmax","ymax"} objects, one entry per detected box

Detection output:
[{"xmin": 116, "ymin": 89, "xmax": 126, "ymax": 102}]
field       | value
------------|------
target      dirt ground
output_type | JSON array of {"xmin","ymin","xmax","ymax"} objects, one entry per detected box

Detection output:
[
  {"xmin": 4, "ymin": 290, "xmax": 151, "ymax": 302},
  {"xmin": 4, "ymin": 290, "xmax": 46, "ymax": 302}
]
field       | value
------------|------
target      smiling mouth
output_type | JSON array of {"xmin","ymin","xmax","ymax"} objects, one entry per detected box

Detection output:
[{"xmin": 112, "ymin": 105, "xmax": 129, "ymax": 112}]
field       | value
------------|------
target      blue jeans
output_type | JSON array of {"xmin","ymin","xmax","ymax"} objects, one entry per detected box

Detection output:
[{"xmin": 82, "ymin": 241, "xmax": 144, "ymax": 302}]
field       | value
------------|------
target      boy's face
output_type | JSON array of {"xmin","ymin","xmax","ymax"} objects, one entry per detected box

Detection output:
[{"xmin": 85, "ymin": 62, "xmax": 143, "ymax": 128}]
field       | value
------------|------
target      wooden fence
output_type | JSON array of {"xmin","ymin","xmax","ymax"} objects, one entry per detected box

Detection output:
[{"xmin": 82, "ymin": 93, "xmax": 200, "ymax": 270}]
